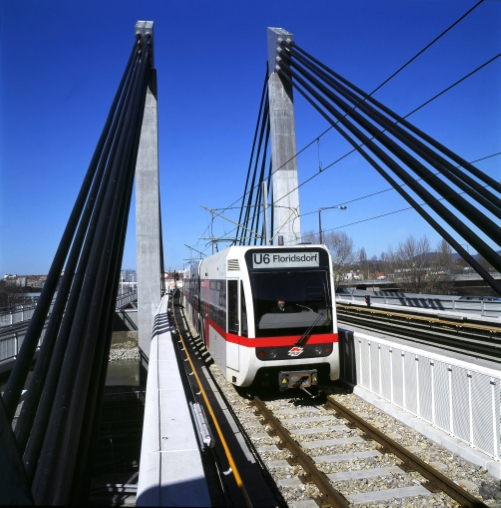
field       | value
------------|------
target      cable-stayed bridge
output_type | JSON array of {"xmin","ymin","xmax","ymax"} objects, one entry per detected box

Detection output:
[{"xmin": 1, "ymin": 18, "xmax": 500, "ymax": 506}]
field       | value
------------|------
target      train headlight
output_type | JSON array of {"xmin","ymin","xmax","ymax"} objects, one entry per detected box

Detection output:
[
  {"xmin": 313, "ymin": 345, "xmax": 323, "ymax": 356},
  {"xmin": 257, "ymin": 349, "xmax": 277, "ymax": 360}
]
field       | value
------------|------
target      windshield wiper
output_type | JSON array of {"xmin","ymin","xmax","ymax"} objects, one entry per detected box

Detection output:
[
  {"xmin": 295, "ymin": 306, "xmax": 331, "ymax": 347},
  {"xmin": 295, "ymin": 303, "xmax": 314, "ymax": 312}
]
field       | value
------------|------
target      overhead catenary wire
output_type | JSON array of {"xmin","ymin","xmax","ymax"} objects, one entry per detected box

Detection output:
[
  {"xmin": 272, "ymin": 51, "xmax": 501, "ymax": 212},
  {"xmin": 299, "ymin": 150, "xmax": 501, "ymax": 221},
  {"xmin": 217, "ymin": 0, "xmax": 487, "ymax": 220},
  {"xmin": 195, "ymin": 0, "xmax": 493, "ymax": 264}
]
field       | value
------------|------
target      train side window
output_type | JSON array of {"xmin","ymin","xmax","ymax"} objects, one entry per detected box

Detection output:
[
  {"xmin": 228, "ymin": 280, "xmax": 239, "ymax": 334},
  {"xmin": 241, "ymin": 281, "xmax": 248, "ymax": 337}
]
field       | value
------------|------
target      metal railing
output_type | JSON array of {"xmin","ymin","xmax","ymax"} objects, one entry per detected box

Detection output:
[
  {"xmin": 340, "ymin": 271, "xmax": 501, "ymax": 287},
  {"xmin": 336, "ymin": 292, "xmax": 501, "ymax": 318},
  {"xmin": 0, "ymin": 291, "xmax": 137, "ymax": 364},
  {"xmin": 115, "ymin": 290, "xmax": 137, "ymax": 309},
  {"xmin": 0, "ymin": 322, "xmax": 46, "ymax": 366},
  {"xmin": 0, "ymin": 290, "xmax": 137, "ymax": 329},
  {"xmin": 340, "ymin": 329, "xmax": 501, "ymax": 473}
]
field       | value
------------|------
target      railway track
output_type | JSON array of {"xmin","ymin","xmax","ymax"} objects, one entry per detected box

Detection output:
[
  {"xmin": 252, "ymin": 394, "xmax": 487, "ymax": 507},
  {"xmin": 336, "ymin": 304, "xmax": 501, "ymax": 363},
  {"xmin": 209, "ymin": 364, "xmax": 496, "ymax": 507},
  {"xmin": 173, "ymin": 297, "xmax": 498, "ymax": 507}
]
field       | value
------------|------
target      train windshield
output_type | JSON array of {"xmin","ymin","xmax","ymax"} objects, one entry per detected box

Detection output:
[{"xmin": 249, "ymin": 269, "xmax": 333, "ymax": 338}]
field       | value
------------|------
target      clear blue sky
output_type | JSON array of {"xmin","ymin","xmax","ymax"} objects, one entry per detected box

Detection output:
[{"xmin": 1, "ymin": 0, "xmax": 500, "ymax": 275}]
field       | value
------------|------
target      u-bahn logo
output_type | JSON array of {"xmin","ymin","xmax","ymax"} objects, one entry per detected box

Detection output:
[{"xmin": 288, "ymin": 346, "xmax": 304, "ymax": 357}]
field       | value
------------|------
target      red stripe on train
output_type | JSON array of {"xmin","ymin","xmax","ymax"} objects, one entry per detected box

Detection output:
[{"xmin": 206, "ymin": 318, "xmax": 338, "ymax": 348}]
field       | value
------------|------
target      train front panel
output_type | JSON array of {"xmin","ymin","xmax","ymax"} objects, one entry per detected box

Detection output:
[{"xmin": 198, "ymin": 246, "xmax": 339, "ymax": 389}]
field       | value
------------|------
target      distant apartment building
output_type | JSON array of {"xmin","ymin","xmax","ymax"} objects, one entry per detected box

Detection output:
[
  {"xmin": 4, "ymin": 274, "xmax": 47, "ymax": 288},
  {"xmin": 120, "ymin": 269, "xmax": 137, "ymax": 283}
]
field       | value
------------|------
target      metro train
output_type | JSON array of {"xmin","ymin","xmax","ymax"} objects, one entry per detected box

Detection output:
[{"xmin": 183, "ymin": 245, "xmax": 339, "ymax": 392}]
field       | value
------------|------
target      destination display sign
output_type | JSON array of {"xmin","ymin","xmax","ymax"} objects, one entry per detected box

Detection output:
[{"xmin": 252, "ymin": 251, "xmax": 320, "ymax": 269}]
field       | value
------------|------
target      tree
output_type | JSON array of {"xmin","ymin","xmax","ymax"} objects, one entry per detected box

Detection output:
[
  {"xmin": 0, "ymin": 280, "xmax": 26, "ymax": 308},
  {"xmin": 477, "ymin": 254, "xmax": 495, "ymax": 273},
  {"xmin": 359, "ymin": 248, "xmax": 368, "ymax": 279},
  {"xmin": 433, "ymin": 239, "xmax": 454, "ymax": 274},
  {"xmin": 302, "ymin": 229, "xmax": 355, "ymax": 282},
  {"xmin": 393, "ymin": 235, "xmax": 454, "ymax": 294}
]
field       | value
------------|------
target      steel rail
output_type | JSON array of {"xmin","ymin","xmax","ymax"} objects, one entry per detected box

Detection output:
[
  {"xmin": 337, "ymin": 308, "xmax": 501, "ymax": 348},
  {"xmin": 253, "ymin": 396, "xmax": 350, "ymax": 508},
  {"xmin": 336, "ymin": 304, "xmax": 501, "ymax": 362},
  {"xmin": 337, "ymin": 304, "xmax": 501, "ymax": 334},
  {"xmin": 324, "ymin": 396, "xmax": 488, "ymax": 508},
  {"xmin": 169, "ymin": 298, "xmax": 253, "ymax": 508}
]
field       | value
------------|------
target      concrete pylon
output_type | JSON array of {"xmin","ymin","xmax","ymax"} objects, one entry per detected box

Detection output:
[
  {"xmin": 135, "ymin": 21, "xmax": 162, "ymax": 366},
  {"xmin": 267, "ymin": 28, "xmax": 301, "ymax": 246}
]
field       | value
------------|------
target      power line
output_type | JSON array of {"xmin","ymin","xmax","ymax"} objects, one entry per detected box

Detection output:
[
  {"xmin": 273, "ymin": 52, "xmax": 501, "ymax": 208},
  {"xmin": 299, "ymin": 151, "xmax": 501, "ymax": 219},
  {"xmin": 220, "ymin": 0, "xmax": 487, "ymax": 216},
  {"xmin": 301, "ymin": 172, "xmax": 501, "ymax": 240},
  {"xmin": 195, "ymin": 0, "xmax": 489, "ymax": 248},
  {"xmin": 199, "ymin": 148, "xmax": 501, "ymax": 253}
]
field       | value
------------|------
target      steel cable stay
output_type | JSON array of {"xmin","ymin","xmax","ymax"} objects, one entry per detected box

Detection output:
[
  {"xmin": 280, "ymin": 64, "xmax": 501, "ymax": 269},
  {"xmin": 240, "ymin": 97, "xmax": 270, "ymax": 244},
  {"xmin": 248, "ymin": 122, "xmax": 271, "ymax": 245},
  {"xmin": 35, "ymin": 41, "xmax": 151, "ymax": 505},
  {"xmin": 235, "ymin": 69, "xmax": 269, "ymax": 243},
  {"xmin": 292, "ymin": 46, "xmax": 501, "ymax": 218},
  {"xmin": 276, "ymin": 66, "xmax": 501, "ymax": 294},
  {"xmin": 291, "ymin": 43, "xmax": 501, "ymax": 195},
  {"xmin": 258, "ymin": 52, "xmax": 501, "ymax": 223},
  {"xmin": 26, "ymin": 44, "xmax": 147, "ymax": 490},
  {"xmin": 221, "ymin": 0, "xmax": 488, "ymax": 231},
  {"xmin": 282, "ymin": 55, "xmax": 501, "ymax": 243},
  {"xmin": 0, "ymin": 34, "xmax": 154, "ymax": 505},
  {"xmin": 221, "ymin": 50, "xmax": 499, "ymax": 251},
  {"xmin": 2, "ymin": 42, "xmax": 140, "ymax": 422},
  {"xmin": 14, "ymin": 43, "xmax": 141, "ymax": 464},
  {"xmin": 288, "ymin": 47, "xmax": 501, "ymax": 215}
]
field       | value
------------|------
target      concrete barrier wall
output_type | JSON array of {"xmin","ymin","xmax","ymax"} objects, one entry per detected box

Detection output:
[{"xmin": 136, "ymin": 295, "xmax": 210, "ymax": 506}]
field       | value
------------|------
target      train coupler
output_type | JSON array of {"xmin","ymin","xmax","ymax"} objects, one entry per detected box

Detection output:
[{"xmin": 278, "ymin": 369, "xmax": 318, "ymax": 392}]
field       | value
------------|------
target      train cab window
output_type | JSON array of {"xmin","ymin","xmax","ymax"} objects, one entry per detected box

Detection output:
[
  {"xmin": 241, "ymin": 281, "xmax": 248, "ymax": 337},
  {"xmin": 227, "ymin": 280, "xmax": 239, "ymax": 334},
  {"xmin": 249, "ymin": 270, "xmax": 333, "ymax": 338}
]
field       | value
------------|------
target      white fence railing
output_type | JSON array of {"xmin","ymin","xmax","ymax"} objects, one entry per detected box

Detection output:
[
  {"xmin": 336, "ymin": 293, "xmax": 501, "ymax": 318},
  {"xmin": 116, "ymin": 290, "xmax": 138, "ymax": 309},
  {"xmin": 0, "ymin": 291, "xmax": 137, "ymax": 364},
  {"xmin": 340, "ymin": 329, "xmax": 500, "ymax": 473},
  {"xmin": 0, "ymin": 291, "xmax": 137, "ymax": 328},
  {"xmin": 0, "ymin": 324, "xmax": 46, "ymax": 365},
  {"xmin": 0, "ymin": 304, "xmax": 39, "ymax": 327}
]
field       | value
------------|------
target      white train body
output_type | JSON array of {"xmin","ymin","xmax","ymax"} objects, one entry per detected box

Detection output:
[{"xmin": 183, "ymin": 245, "xmax": 339, "ymax": 389}]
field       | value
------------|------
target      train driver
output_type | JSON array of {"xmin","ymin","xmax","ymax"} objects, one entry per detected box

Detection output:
[{"xmin": 271, "ymin": 299, "xmax": 294, "ymax": 313}]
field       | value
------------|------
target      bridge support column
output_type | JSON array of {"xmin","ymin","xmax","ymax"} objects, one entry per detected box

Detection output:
[
  {"xmin": 136, "ymin": 44, "xmax": 162, "ymax": 366},
  {"xmin": 267, "ymin": 28, "xmax": 301, "ymax": 246}
]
